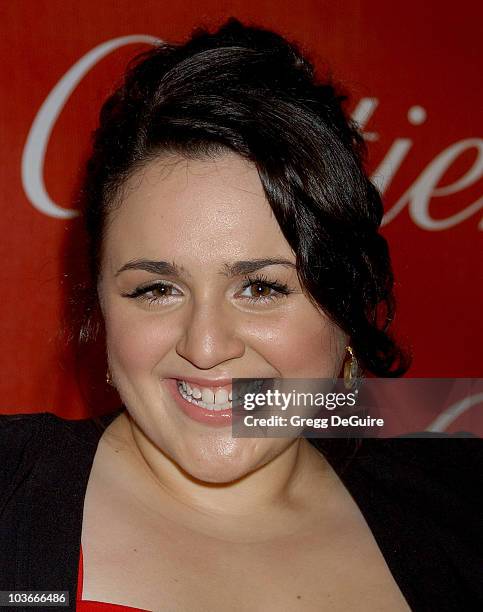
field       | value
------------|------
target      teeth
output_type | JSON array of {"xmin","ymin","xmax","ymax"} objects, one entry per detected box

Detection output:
[
  {"xmin": 202, "ymin": 403, "xmax": 216, "ymax": 411},
  {"xmin": 176, "ymin": 379, "xmax": 264, "ymax": 411},
  {"xmin": 177, "ymin": 381, "xmax": 232, "ymax": 411},
  {"xmin": 201, "ymin": 388, "xmax": 215, "ymax": 404},
  {"xmin": 215, "ymin": 388, "xmax": 229, "ymax": 404}
]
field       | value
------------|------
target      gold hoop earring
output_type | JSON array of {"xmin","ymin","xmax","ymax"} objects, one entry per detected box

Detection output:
[
  {"xmin": 343, "ymin": 346, "xmax": 360, "ymax": 390},
  {"xmin": 106, "ymin": 369, "xmax": 113, "ymax": 386}
]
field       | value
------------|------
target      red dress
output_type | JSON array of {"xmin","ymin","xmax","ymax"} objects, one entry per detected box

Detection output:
[{"xmin": 76, "ymin": 545, "xmax": 149, "ymax": 611}]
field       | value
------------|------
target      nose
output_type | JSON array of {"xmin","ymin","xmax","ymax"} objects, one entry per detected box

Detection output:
[{"xmin": 175, "ymin": 300, "xmax": 245, "ymax": 370}]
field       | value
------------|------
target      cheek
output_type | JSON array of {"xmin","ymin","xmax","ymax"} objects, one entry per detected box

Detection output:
[
  {"xmin": 243, "ymin": 308, "xmax": 345, "ymax": 378},
  {"xmin": 104, "ymin": 308, "xmax": 177, "ymax": 375},
  {"xmin": 293, "ymin": 314, "xmax": 344, "ymax": 375}
]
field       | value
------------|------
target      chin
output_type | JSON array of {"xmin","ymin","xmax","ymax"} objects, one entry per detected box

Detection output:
[
  {"xmin": 187, "ymin": 466, "xmax": 258, "ymax": 485},
  {"xmin": 176, "ymin": 444, "xmax": 263, "ymax": 485},
  {"xmin": 186, "ymin": 462, "xmax": 257, "ymax": 485}
]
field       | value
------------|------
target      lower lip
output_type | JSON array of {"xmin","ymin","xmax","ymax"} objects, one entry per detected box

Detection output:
[{"xmin": 164, "ymin": 378, "xmax": 243, "ymax": 427}]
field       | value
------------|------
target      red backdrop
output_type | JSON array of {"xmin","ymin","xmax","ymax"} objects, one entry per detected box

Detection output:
[{"xmin": 1, "ymin": 1, "xmax": 481, "ymax": 426}]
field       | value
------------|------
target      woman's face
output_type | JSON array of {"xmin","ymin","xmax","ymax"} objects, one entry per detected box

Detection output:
[{"xmin": 98, "ymin": 151, "xmax": 347, "ymax": 483}]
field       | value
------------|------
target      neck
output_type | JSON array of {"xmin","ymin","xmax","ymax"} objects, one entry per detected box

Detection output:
[{"xmin": 112, "ymin": 411, "xmax": 331, "ymax": 521}]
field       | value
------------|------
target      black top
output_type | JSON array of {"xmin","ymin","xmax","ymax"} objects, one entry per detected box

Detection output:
[{"xmin": 0, "ymin": 410, "xmax": 481, "ymax": 612}]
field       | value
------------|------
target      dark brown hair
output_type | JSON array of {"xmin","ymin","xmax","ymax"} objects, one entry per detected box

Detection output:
[{"xmin": 78, "ymin": 17, "xmax": 410, "ymax": 379}]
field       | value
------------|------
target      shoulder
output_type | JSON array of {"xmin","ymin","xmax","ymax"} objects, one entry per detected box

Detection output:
[
  {"xmin": 338, "ymin": 435, "xmax": 483, "ymax": 546},
  {"xmin": 0, "ymin": 410, "xmax": 47, "ymax": 439},
  {"xmin": 351, "ymin": 436, "xmax": 482, "ymax": 514},
  {"xmin": 340, "ymin": 437, "xmax": 483, "ymax": 606},
  {"xmin": 0, "ymin": 410, "xmax": 101, "ymax": 453},
  {"xmin": 0, "ymin": 412, "xmax": 49, "ymax": 489},
  {"xmin": 0, "ymin": 409, "xmax": 123, "ymax": 491},
  {"xmin": 355, "ymin": 435, "xmax": 482, "ymax": 484},
  {"xmin": 0, "ymin": 408, "xmax": 123, "ymax": 442}
]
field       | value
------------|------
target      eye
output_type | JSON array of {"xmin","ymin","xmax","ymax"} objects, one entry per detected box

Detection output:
[
  {"xmin": 122, "ymin": 282, "xmax": 183, "ymax": 306},
  {"xmin": 238, "ymin": 274, "xmax": 292, "ymax": 304}
]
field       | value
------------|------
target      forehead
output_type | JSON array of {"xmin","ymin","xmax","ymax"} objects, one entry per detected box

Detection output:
[{"xmin": 103, "ymin": 152, "xmax": 294, "ymax": 268}]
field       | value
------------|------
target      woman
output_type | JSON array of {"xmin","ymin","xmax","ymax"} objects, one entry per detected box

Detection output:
[{"xmin": 1, "ymin": 18, "xmax": 481, "ymax": 612}]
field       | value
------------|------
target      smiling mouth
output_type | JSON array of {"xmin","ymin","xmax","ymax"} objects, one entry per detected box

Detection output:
[
  {"xmin": 176, "ymin": 380, "xmax": 231, "ymax": 411},
  {"xmin": 176, "ymin": 379, "xmax": 264, "ymax": 411}
]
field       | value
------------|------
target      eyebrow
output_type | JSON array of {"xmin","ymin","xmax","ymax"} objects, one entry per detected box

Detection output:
[
  {"xmin": 115, "ymin": 257, "xmax": 297, "ymax": 278},
  {"xmin": 224, "ymin": 258, "xmax": 297, "ymax": 276}
]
